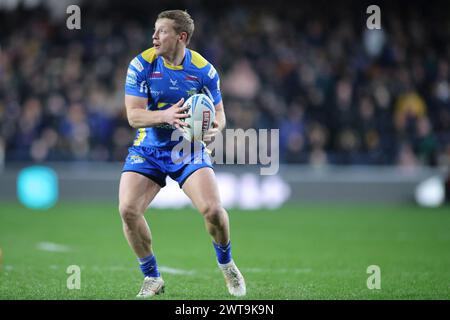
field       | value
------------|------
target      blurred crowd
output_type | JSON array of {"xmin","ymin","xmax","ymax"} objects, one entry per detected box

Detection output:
[{"xmin": 1, "ymin": 0, "xmax": 449, "ymax": 167}]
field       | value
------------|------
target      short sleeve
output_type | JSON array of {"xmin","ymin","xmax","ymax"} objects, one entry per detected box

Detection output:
[
  {"xmin": 124, "ymin": 56, "xmax": 149, "ymax": 98},
  {"xmin": 202, "ymin": 64, "xmax": 222, "ymax": 105}
]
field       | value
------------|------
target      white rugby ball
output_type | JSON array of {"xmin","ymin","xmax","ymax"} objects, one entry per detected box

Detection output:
[{"xmin": 182, "ymin": 94, "xmax": 215, "ymax": 142}]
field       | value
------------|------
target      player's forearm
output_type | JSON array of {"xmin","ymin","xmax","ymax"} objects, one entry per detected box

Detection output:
[
  {"xmin": 215, "ymin": 109, "xmax": 226, "ymax": 132},
  {"xmin": 127, "ymin": 109, "xmax": 165, "ymax": 128}
]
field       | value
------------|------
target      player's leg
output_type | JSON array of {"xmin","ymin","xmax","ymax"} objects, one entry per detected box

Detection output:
[
  {"xmin": 118, "ymin": 172, "xmax": 164, "ymax": 297},
  {"xmin": 119, "ymin": 172, "xmax": 160, "ymax": 258},
  {"xmin": 182, "ymin": 167, "xmax": 246, "ymax": 296},
  {"xmin": 182, "ymin": 167, "xmax": 229, "ymax": 245}
]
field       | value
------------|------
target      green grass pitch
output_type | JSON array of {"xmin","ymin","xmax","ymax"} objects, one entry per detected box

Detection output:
[{"xmin": 0, "ymin": 202, "xmax": 449, "ymax": 299}]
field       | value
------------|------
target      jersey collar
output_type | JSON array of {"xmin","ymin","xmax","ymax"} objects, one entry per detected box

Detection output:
[{"xmin": 162, "ymin": 48, "xmax": 189, "ymax": 70}]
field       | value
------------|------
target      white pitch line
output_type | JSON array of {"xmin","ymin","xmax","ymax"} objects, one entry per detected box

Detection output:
[
  {"xmin": 233, "ymin": 267, "xmax": 312, "ymax": 274},
  {"xmin": 40, "ymin": 264, "xmax": 308, "ymax": 275},
  {"xmin": 36, "ymin": 242, "xmax": 70, "ymax": 252},
  {"xmin": 80, "ymin": 265, "xmax": 197, "ymax": 276},
  {"xmin": 159, "ymin": 266, "xmax": 196, "ymax": 275}
]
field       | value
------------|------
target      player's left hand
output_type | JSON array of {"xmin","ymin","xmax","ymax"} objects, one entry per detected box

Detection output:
[{"xmin": 203, "ymin": 121, "xmax": 219, "ymax": 142}]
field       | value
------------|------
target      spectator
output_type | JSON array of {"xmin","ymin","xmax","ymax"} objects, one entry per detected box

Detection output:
[{"xmin": 0, "ymin": 0, "xmax": 448, "ymax": 167}]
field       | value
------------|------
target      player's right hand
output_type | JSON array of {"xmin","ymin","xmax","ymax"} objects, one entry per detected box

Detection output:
[{"xmin": 161, "ymin": 98, "xmax": 190, "ymax": 129}]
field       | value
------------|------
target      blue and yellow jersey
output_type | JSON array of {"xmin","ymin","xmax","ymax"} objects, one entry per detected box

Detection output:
[{"xmin": 124, "ymin": 47, "xmax": 222, "ymax": 148}]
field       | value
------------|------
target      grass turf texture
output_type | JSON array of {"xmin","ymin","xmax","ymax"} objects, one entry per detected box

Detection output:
[{"xmin": 0, "ymin": 203, "xmax": 449, "ymax": 300}]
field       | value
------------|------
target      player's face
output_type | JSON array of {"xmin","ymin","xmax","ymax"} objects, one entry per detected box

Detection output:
[{"xmin": 153, "ymin": 18, "xmax": 181, "ymax": 56}]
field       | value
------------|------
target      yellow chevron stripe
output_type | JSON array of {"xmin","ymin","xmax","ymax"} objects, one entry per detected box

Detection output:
[
  {"xmin": 189, "ymin": 49, "xmax": 208, "ymax": 68},
  {"xmin": 133, "ymin": 128, "xmax": 147, "ymax": 146},
  {"xmin": 141, "ymin": 47, "xmax": 157, "ymax": 63},
  {"xmin": 157, "ymin": 102, "xmax": 169, "ymax": 109}
]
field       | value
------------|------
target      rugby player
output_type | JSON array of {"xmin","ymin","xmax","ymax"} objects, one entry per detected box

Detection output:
[{"xmin": 119, "ymin": 10, "xmax": 246, "ymax": 298}]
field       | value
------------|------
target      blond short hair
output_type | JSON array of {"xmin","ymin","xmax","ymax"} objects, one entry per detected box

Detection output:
[{"xmin": 157, "ymin": 10, "xmax": 195, "ymax": 45}]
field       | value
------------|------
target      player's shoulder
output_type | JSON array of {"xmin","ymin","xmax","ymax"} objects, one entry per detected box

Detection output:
[
  {"xmin": 140, "ymin": 47, "xmax": 158, "ymax": 64},
  {"xmin": 129, "ymin": 47, "xmax": 158, "ymax": 72},
  {"xmin": 188, "ymin": 49, "xmax": 209, "ymax": 69},
  {"xmin": 188, "ymin": 49, "xmax": 218, "ymax": 79}
]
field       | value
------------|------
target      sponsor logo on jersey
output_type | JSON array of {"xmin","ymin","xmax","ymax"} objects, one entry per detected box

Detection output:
[
  {"xmin": 151, "ymin": 90, "xmax": 163, "ymax": 96},
  {"xmin": 131, "ymin": 57, "xmax": 144, "ymax": 72},
  {"xmin": 185, "ymin": 75, "xmax": 199, "ymax": 82},
  {"xmin": 150, "ymin": 72, "xmax": 163, "ymax": 79},
  {"xmin": 186, "ymin": 88, "xmax": 197, "ymax": 96},
  {"xmin": 169, "ymin": 78, "xmax": 179, "ymax": 90},
  {"xmin": 139, "ymin": 81, "xmax": 148, "ymax": 94},
  {"xmin": 126, "ymin": 69, "xmax": 137, "ymax": 85},
  {"xmin": 129, "ymin": 155, "xmax": 145, "ymax": 164},
  {"xmin": 208, "ymin": 66, "xmax": 217, "ymax": 79}
]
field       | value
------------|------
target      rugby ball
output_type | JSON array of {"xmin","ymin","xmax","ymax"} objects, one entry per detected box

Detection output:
[{"xmin": 182, "ymin": 94, "xmax": 215, "ymax": 142}]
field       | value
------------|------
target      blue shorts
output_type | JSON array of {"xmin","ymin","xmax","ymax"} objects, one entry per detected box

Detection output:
[{"xmin": 122, "ymin": 144, "xmax": 213, "ymax": 188}]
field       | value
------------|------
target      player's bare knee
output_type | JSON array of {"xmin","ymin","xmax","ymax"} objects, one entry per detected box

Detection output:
[
  {"xmin": 202, "ymin": 203, "xmax": 224, "ymax": 225},
  {"xmin": 119, "ymin": 202, "xmax": 142, "ymax": 225}
]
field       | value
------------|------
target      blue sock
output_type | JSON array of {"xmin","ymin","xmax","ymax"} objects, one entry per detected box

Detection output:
[
  {"xmin": 138, "ymin": 254, "xmax": 160, "ymax": 278},
  {"xmin": 213, "ymin": 241, "xmax": 232, "ymax": 264}
]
